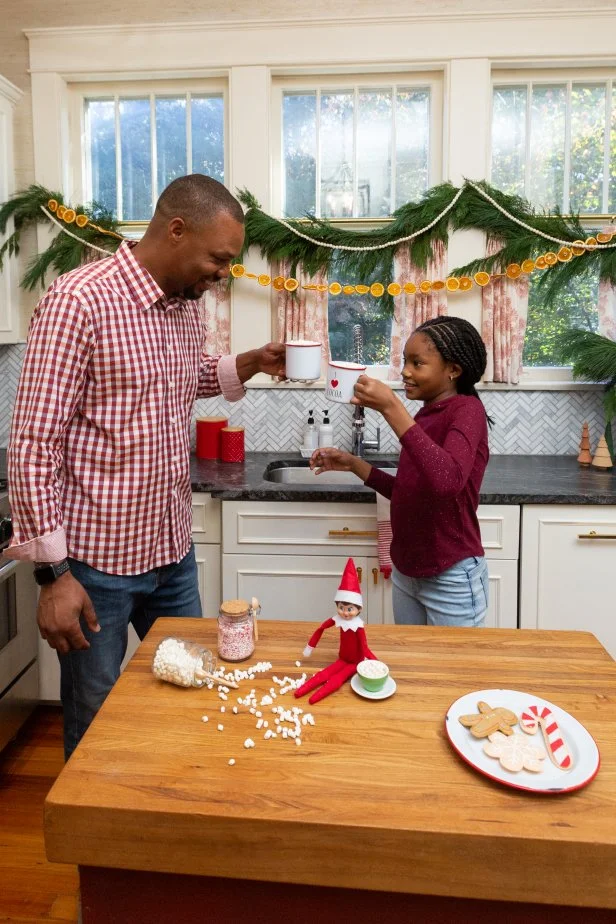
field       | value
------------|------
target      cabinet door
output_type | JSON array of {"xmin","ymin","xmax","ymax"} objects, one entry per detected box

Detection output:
[
  {"xmin": 194, "ymin": 542, "xmax": 221, "ymax": 618},
  {"xmin": 222, "ymin": 554, "xmax": 370, "ymax": 622},
  {"xmin": 521, "ymin": 505, "xmax": 616, "ymax": 658},
  {"xmin": 365, "ymin": 559, "xmax": 393, "ymax": 625},
  {"xmin": 485, "ymin": 559, "xmax": 518, "ymax": 629}
]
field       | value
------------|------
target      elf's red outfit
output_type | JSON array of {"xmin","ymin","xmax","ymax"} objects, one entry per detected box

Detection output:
[{"xmin": 295, "ymin": 558, "xmax": 377, "ymax": 704}]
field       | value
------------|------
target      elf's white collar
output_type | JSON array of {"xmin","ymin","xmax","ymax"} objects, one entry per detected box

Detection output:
[{"xmin": 333, "ymin": 613, "xmax": 364, "ymax": 632}]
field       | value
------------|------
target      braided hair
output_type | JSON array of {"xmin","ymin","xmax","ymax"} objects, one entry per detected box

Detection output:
[{"xmin": 414, "ymin": 316, "xmax": 494, "ymax": 427}]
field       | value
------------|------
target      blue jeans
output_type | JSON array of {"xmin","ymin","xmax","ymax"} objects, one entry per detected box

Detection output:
[
  {"xmin": 60, "ymin": 544, "xmax": 202, "ymax": 760},
  {"xmin": 392, "ymin": 557, "xmax": 488, "ymax": 628}
]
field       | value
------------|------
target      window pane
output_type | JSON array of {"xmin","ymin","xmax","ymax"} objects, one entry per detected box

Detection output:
[
  {"xmin": 192, "ymin": 95, "xmax": 224, "ymax": 183},
  {"xmin": 282, "ymin": 92, "xmax": 316, "ymax": 217},
  {"xmin": 156, "ymin": 97, "xmax": 186, "ymax": 194},
  {"xmin": 320, "ymin": 92, "xmax": 354, "ymax": 218},
  {"xmin": 328, "ymin": 257, "xmax": 391, "ymax": 366},
  {"xmin": 491, "ymin": 86, "xmax": 526, "ymax": 197},
  {"xmin": 529, "ymin": 85, "xmax": 566, "ymax": 210},
  {"xmin": 523, "ymin": 270, "xmax": 600, "ymax": 367},
  {"xmin": 85, "ymin": 99, "xmax": 116, "ymax": 215},
  {"xmin": 396, "ymin": 88, "xmax": 430, "ymax": 208},
  {"xmin": 119, "ymin": 98, "xmax": 152, "ymax": 220},
  {"xmin": 611, "ymin": 89, "xmax": 616, "ymax": 214},
  {"xmin": 570, "ymin": 84, "xmax": 606, "ymax": 214},
  {"xmin": 357, "ymin": 90, "xmax": 391, "ymax": 217}
]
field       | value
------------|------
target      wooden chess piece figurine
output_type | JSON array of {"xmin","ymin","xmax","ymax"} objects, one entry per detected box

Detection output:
[
  {"xmin": 577, "ymin": 422, "xmax": 592, "ymax": 466},
  {"xmin": 591, "ymin": 434, "xmax": 613, "ymax": 470}
]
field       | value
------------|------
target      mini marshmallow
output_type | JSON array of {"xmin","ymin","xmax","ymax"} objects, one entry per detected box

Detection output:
[
  {"xmin": 201, "ymin": 716, "xmax": 209, "ymax": 723},
  {"xmin": 228, "ymin": 759, "xmax": 235, "ymax": 766},
  {"xmin": 295, "ymin": 660, "xmax": 301, "ymax": 667},
  {"xmin": 244, "ymin": 738, "xmax": 255, "ymax": 749},
  {"xmin": 256, "ymin": 719, "xmax": 264, "ymax": 729},
  {"xmin": 217, "ymin": 724, "xmax": 224, "ymax": 731},
  {"xmin": 232, "ymin": 706, "xmax": 238, "ymax": 714},
  {"xmin": 220, "ymin": 706, "xmax": 226, "ymax": 713},
  {"xmin": 296, "ymin": 738, "xmax": 302, "ymax": 746}
]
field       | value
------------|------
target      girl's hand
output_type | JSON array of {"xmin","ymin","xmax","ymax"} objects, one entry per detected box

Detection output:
[
  {"xmin": 310, "ymin": 447, "xmax": 355, "ymax": 474},
  {"xmin": 352, "ymin": 375, "xmax": 398, "ymax": 413}
]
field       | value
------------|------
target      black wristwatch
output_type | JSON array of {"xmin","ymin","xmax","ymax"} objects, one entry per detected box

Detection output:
[{"xmin": 34, "ymin": 559, "xmax": 71, "ymax": 585}]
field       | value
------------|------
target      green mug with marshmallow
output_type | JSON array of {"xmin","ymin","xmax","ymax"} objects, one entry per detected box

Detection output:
[{"xmin": 357, "ymin": 659, "xmax": 389, "ymax": 691}]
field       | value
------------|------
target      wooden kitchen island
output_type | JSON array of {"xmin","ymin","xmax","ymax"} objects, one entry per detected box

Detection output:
[{"xmin": 45, "ymin": 619, "xmax": 616, "ymax": 923}]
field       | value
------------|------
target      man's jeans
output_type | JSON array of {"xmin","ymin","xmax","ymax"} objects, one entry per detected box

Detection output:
[{"xmin": 60, "ymin": 544, "xmax": 202, "ymax": 760}]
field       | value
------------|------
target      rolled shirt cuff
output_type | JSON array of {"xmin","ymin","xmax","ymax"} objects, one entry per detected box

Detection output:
[
  {"xmin": 217, "ymin": 354, "xmax": 246, "ymax": 402},
  {"xmin": 2, "ymin": 527, "xmax": 68, "ymax": 563}
]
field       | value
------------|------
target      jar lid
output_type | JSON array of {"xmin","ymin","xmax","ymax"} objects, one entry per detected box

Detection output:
[{"xmin": 220, "ymin": 598, "xmax": 251, "ymax": 618}]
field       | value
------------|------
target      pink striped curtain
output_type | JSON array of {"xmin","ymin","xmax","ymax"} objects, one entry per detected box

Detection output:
[
  {"xmin": 597, "ymin": 225, "xmax": 616, "ymax": 341},
  {"xmin": 272, "ymin": 260, "xmax": 330, "ymax": 377},
  {"xmin": 388, "ymin": 240, "xmax": 448, "ymax": 379},
  {"xmin": 198, "ymin": 281, "xmax": 231, "ymax": 355},
  {"xmin": 481, "ymin": 237, "xmax": 529, "ymax": 384}
]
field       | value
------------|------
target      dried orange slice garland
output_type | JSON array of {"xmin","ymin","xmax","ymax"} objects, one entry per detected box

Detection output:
[{"xmin": 46, "ymin": 197, "xmax": 615, "ymax": 296}]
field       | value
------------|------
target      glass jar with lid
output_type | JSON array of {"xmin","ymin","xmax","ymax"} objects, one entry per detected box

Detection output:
[
  {"xmin": 152, "ymin": 636, "xmax": 217, "ymax": 687},
  {"xmin": 218, "ymin": 598, "xmax": 259, "ymax": 662}
]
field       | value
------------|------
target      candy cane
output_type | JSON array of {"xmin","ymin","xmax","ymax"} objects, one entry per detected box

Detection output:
[{"xmin": 520, "ymin": 704, "xmax": 573, "ymax": 770}]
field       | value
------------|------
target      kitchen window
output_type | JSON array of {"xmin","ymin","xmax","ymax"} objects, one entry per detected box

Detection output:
[
  {"xmin": 491, "ymin": 70, "xmax": 615, "ymax": 372},
  {"xmin": 71, "ymin": 80, "xmax": 226, "ymax": 222},
  {"xmin": 272, "ymin": 72, "xmax": 442, "ymax": 370}
]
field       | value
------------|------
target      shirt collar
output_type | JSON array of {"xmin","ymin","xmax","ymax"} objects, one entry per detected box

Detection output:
[
  {"xmin": 115, "ymin": 241, "xmax": 173, "ymax": 311},
  {"xmin": 332, "ymin": 613, "xmax": 364, "ymax": 632}
]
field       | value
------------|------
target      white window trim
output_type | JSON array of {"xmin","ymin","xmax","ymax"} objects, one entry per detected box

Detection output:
[
  {"xmin": 271, "ymin": 70, "xmax": 443, "ymax": 220},
  {"xmin": 68, "ymin": 77, "xmax": 228, "ymax": 217}
]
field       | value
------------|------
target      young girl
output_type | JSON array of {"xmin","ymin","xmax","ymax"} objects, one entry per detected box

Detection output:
[{"xmin": 312, "ymin": 316, "xmax": 491, "ymax": 628}]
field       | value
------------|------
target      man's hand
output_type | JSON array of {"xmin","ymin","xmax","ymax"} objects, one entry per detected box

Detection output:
[
  {"xmin": 236, "ymin": 342, "xmax": 286, "ymax": 383},
  {"xmin": 37, "ymin": 571, "xmax": 100, "ymax": 655}
]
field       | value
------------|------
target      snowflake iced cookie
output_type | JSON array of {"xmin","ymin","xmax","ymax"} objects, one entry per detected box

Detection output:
[
  {"xmin": 458, "ymin": 701, "xmax": 518, "ymax": 738},
  {"xmin": 483, "ymin": 731, "xmax": 546, "ymax": 773}
]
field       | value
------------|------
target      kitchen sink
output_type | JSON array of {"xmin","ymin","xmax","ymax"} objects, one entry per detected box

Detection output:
[{"xmin": 263, "ymin": 462, "xmax": 397, "ymax": 485}]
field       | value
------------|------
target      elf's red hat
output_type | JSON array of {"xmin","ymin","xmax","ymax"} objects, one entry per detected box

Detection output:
[{"xmin": 334, "ymin": 557, "xmax": 363, "ymax": 608}]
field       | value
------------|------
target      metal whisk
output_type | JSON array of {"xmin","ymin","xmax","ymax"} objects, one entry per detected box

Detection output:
[{"xmin": 353, "ymin": 324, "xmax": 363, "ymax": 365}]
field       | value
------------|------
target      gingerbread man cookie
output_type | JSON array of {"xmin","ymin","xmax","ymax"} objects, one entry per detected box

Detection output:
[
  {"xmin": 458, "ymin": 701, "xmax": 518, "ymax": 738},
  {"xmin": 483, "ymin": 731, "xmax": 546, "ymax": 773}
]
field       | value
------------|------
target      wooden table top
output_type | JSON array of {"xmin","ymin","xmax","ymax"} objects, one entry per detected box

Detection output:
[{"xmin": 45, "ymin": 620, "xmax": 616, "ymax": 908}]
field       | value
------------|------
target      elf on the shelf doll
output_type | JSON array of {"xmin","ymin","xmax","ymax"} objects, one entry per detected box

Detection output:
[{"xmin": 295, "ymin": 557, "xmax": 377, "ymax": 704}]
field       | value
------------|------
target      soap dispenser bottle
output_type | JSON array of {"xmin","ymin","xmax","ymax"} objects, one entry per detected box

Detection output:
[
  {"xmin": 318, "ymin": 409, "xmax": 335, "ymax": 448},
  {"xmin": 302, "ymin": 409, "xmax": 318, "ymax": 452}
]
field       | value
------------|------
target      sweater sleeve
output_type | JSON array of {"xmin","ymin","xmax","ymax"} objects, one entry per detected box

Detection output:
[
  {"xmin": 364, "ymin": 466, "xmax": 395, "ymax": 500},
  {"xmin": 399, "ymin": 399, "xmax": 487, "ymax": 498},
  {"xmin": 307, "ymin": 618, "xmax": 335, "ymax": 650}
]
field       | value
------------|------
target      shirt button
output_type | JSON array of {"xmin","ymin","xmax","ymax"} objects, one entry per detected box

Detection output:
[
  {"xmin": 172, "ymin": 456, "xmax": 178, "ymax": 462},
  {"xmin": 170, "ymin": 417, "xmax": 177, "ymax": 424},
  {"xmin": 171, "ymin": 488, "xmax": 178, "ymax": 497},
  {"xmin": 169, "ymin": 381, "xmax": 175, "ymax": 389}
]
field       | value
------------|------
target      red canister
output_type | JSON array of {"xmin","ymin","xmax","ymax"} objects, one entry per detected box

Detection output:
[
  {"xmin": 196, "ymin": 416, "xmax": 228, "ymax": 459},
  {"xmin": 220, "ymin": 426, "xmax": 245, "ymax": 463}
]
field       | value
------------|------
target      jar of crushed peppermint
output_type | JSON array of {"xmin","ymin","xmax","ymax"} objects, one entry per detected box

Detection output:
[
  {"xmin": 218, "ymin": 598, "xmax": 259, "ymax": 662},
  {"xmin": 151, "ymin": 636, "xmax": 217, "ymax": 688}
]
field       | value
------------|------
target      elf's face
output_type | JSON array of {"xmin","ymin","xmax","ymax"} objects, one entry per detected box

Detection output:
[{"xmin": 336, "ymin": 601, "xmax": 361, "ymax": 621}]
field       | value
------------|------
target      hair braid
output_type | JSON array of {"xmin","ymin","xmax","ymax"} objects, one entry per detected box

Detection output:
[{"xmin": 414, "ymin": 316, "xmax": 494, "ymax": 427}]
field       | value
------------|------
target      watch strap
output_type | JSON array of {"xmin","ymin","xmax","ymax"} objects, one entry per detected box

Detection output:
[{"xmin": 34, "ymin": 558, "xmax": 70, "ymax": 585}]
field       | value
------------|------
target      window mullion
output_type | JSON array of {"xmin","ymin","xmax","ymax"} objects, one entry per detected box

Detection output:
[
  {"xmin": 353, "ymin": 86, "xmax": 359, "ymax": 219},
  {"xmin": 603, "ymin": 81, "xmax": 612, "ymax": 215},
  {"xmin": 115, "ymin": 95, "xmax": 123, "ymax": 221},
  {"xmin": 563, "ymin": 81, "xmax": 572, "ymax": 213},
  {"xmin": 186, "ymin": 92, "xmax": 193, "ymax": 175},
  {"xmin": 391, "ymin": 87, "xmax": 398, "ymax": 215},
  {"xmin": 315, "ymin": 89, "xmax": 321, "ymax": 219},
  {"xmin": 150, "ymin": 93, "xmax": 157, "ymax": 211},
  {"xmin": 524, "ymin": 83, "xmax": 532, "ymax": 203}
]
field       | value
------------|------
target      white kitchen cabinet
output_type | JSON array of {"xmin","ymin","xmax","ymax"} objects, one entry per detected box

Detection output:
[
  {"xmin": 520, "ymin": 505, "xmax": 616, "ymax": 658},
  {"xmin": 222, "ymin": 501, "xmax": 519, "ymax": 627},
  {"xmin": 0, "ymin": 76, "xmax": 23, "ymax": 343},
  {"xmin": 195, "ymin": 542, "xmax": 221, "ymax": 618}
]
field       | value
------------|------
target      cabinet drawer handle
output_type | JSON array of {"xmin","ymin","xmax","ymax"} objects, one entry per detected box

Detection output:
[
  {"xmin": 328, "ymin": 529, "xmax": 378, "ymax": 537},
  {"xmin": 578, "ymin": 530, "xmax": 616, "ymax": 539},
  {"xmin": 357, "ymin": 567, "xmax": 362, "ymax": 584},
  {"xmin": 372, "ymin": 567, "xmax": 378, "ymax": 586}
]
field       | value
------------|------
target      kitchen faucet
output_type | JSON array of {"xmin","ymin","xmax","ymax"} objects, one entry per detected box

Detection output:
[{"xmin": 351, "ymin": 324, "xmax": 380, "ymax": 457}]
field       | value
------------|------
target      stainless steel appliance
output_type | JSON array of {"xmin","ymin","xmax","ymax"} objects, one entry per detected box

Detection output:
[{"xmin": 0, "ymin": 489, "xmax": 39, "ymax": 751}]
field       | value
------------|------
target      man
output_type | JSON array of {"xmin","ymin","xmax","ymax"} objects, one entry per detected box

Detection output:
[{"xmin": 5, "ymin": 174, "xmax": 285, "ymax": 758}]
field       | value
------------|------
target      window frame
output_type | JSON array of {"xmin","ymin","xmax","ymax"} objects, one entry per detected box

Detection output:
[
  {"xmin": 490, "ymin": 67, "xmax": 616, "ymax": 384},
  {"xmin": 68, "ymin": 77, "xmax": 228, "ymax": 226}
]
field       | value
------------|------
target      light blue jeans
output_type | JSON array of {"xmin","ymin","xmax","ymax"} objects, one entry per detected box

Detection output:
[
  {"xmin": 392, "ymin": 557, "xmax": 488, "ymax": 627},
  {"xmin": 60, "ymin": 544, "xmax": 202, "ymax": 760}
]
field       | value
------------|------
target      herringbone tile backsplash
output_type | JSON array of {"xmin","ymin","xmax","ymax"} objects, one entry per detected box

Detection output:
[{"xmin": 0, "ymin": 342, "xmax": 609, "ymax": 455}]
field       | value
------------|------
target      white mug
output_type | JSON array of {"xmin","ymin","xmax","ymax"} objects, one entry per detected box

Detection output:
[
  {"xmin": 285, "ymin": 340, "xmax": 322, "ymax": 382},
  {"xmin": 325, "ymin": 361, "xmax": 367, "ymax": 403}
]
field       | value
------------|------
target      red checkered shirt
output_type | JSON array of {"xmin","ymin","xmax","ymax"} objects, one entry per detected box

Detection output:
[{"xmin": 6, "ymin": 242, "xmax": 244, "ymax": 574}]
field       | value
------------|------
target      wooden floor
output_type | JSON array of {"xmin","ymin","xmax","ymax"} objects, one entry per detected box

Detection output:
[{"xmin": 0, "ymin": 706, "xmax": 79, "ymax": 923}]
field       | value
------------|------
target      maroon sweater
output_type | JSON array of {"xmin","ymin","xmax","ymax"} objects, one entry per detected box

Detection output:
[{"xmin": 365, "ymin": 394, "xmax": 489, "ymax": 578}]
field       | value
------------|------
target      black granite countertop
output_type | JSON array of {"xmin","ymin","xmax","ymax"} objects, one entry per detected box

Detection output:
[
  {"xmin": 191, "ymin": 452, "xmax": 616, "ymax": 505},
  {"xmin": 2, "ymin": 447, "xmax": 615, "ymax": 504}
]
